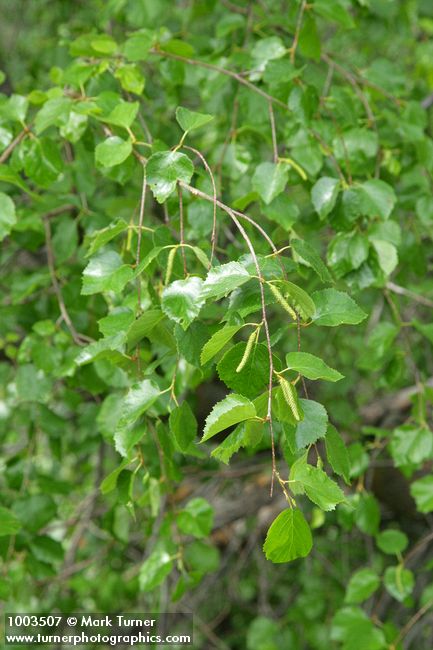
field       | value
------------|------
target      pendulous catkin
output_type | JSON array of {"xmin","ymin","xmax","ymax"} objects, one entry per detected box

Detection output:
[
  {"xmin": 278, "ymin": 375, "xmax": 301, "ymax": 421},
  {"xmin": 236, "ymin": 328, "xmax": 258, "ymax": 373},
  {"xmin": 165, "ymin": 247, "xmax": 177, "ymax": 285},
  {"xmin": 268, "ymin": 283, "xmax": 297, "ymax": 320}
]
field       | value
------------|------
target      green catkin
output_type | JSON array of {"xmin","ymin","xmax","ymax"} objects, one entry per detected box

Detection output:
[
  {"xmin": 268, "ymin": 283, "xmax": 297, "ymax": 320},
  {"xmin": 165, "ymin": 247, "xmax": 177, "ymax": 285},
  {"xmin": 278, "ymin": 376, "xmax": 301, "ymax": 421},
  {"xmin": 236, "ymin": 329, "xmax": 258, "ymax": 373}
]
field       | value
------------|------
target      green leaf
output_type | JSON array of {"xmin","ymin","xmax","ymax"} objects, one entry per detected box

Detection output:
[
  {"xmin": 13, "ymin": 495, "xmax": 56, "ymax": 532},
  {"xmin": 410, "ymin": 475, "xmax": 433, "ymax": 513},
  {"xmin": 276, "ymin": 280, "xmax": 316, "ymax": 320},
  {"xmin": 311, "ymin": 177, "xmax": 340, "ymax": 219},
  {"xmin": 177, "ymin": 498, "xmax": 214, "ymax": 538},
  {"xmin": 295, "ymin": 399, "xmax": 328, "ymax": 448},
  {"xmin": 127, "ymin": 310, "xmax": 164, "ymax": 349},
  {"xmin": 175, "ymin": 106, "xmax": 214, "ymax": 133},
  {"xmin": 91, "ymin": 34, "xmax": 117, "ymax": 54},
  {"xmin": 115, "ymin": 64, "xmax": 145, "ymax": 95},
  {"xmin": 359, "ymin": 179, "xmax": 396, "ymax": 219},
  {"xmin": 370, "ymin": 239, "xmax": 398, "ymax": 276},
  {"xmin": 263, "ymin": 509, "xmax": 313, "ymax": 563},
  {"xmin": 355, "ymin": 494, "xmax": 380, "ymax": 536},
  {"xmin": 390, "ymin": 426, "xmax": 433, "ymax": 467},
  {"xmin": 184, "ymin": 540, "xmax": 219, "ymax": 574},
  {"xmin": 200, "ymin": 325, "xmax": 243, "ymax": 365},
  {"xmin": 376, "ymin": 529, "xmax": 408, "ymax": 555},
  {"xmin": 202, "ymin": 394, "xmax": 256, "ymax": 442},
  {"xmin": 312, "ymin": 289, "xmax": 367, "ymax": 326},
  {"xmin": 146, "ymin": 151, "xmax": 194, "ymax": 203},
  {"xmin": 384, "ymin": 566, "xmax": 415, "ymax": 602},
  {"xmin": 123, "ymin": 30, "xmax": 153, "ymax": 61},
  {"xmin": 290, "ymin": 460, "xmax": 346, "ymax": 510},
  {"xmin": 313, "ymin": 0, "xmax": 355, "ymax": 28},
  {"xmin": 98, "ymin": 308, "xmax": 134, "ymax": 338},
  {"xmin": 211, "ymin": 424, "xmax": 246, "ymax": 465},
  {"xmin": 345, "ymin": 568, "xmax": 380, "ymax": 604},
  {"xmin": 217, "ymin": 342, "xmax": 270, "ymax": 399},
  {"xmin": 0, "ymin": 506, "xmax": 22, "ymax": 536},
  {"xmin": 100, "ymin": 458, "xmax": 131, "ymax": 495},
  {"xmin": 291, "ymin": 238, "xmax": 333, "ymax": 283},
  {"xmin": 103, "ymin": 101, "xmax": 139, "ymax": 129},
  {"xmin": 34, "ymin": 97, "xmax": 72, "ymax": 134},
  {"xmin": 139, "ymin": 548, "xmax": 174, "ymax": 592},
  {"xmin": 285, "ymin": 351, "xmax": 344, "ymax": 382},
  {"xmin": 325, "ymin": 425, "xmax": 351, "ymax": 484},
  {"xmin": 169, "ymin": 401, "xmax": 197, "ymax": 452},
  {"xmin": 75, "ymin": 332, "xmax": 126, "ymax": 366},
  {"xmin": 0, "ymin": 192, "xmax": 16, "ymax": 241},
  {"xmin": 116, "ymin": 379, "xmax": 161, "ymax": 433},
  {"xmin": 201, "ymin": 262, "xmax": 251, "ymax": 301},
  {"xmin": 161, "ymin": 277, "xmax": 205, "ymax": 330},
  {"xmin": 84, "ymin": 219, "xmax": 129, "ymax": 257},
  {"xmin": 252, "ymin": 162, "xmax": 289, "ymax": 205},
  {"xmin": 95, "ymin": 136, "xmax": 132, "ymax": 167},
  {"xmin": 331, "ymin": 607, "xmax": 386, "ymax": 650},
  {"xmin": 81, "ymin": 251, "xmax": 133, "ymax": 295}
]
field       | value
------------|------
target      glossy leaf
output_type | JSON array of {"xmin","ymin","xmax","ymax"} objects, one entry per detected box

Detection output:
[
  {"xmin": 161, "ymin": 277, "xmax": 205, "ymax": 330},
  {"xmin": 311, "ymin": 177, "xmax": 340, "ymax": 219},
  {"xmin": 312, "ymin": 289, "xmax": 367, "ymax": 326},
  {"xmin": 175, "ymin": 106, "xmax": 214, "ymax": 132},
  {"xmin": 81, "ymin": 251, "xmax": 133, "ymax": 295},
  {"xmin": 285, "ymin": 351, "xmax": 344, "ymax": 382},
  {"xmin": 0, "ymin": 192, "xmax": 16, "ymax": 241},
  {"xmin": 263, "ymin": 509, "xmax": 313, "ymax": 563},
  {"xmin": 146, "ymin": 151, "xmax": 194, "ymax": 203},
  {"xmin": 295, "ymin": 399, "xmax": 328, "ymax": 448},
  {"xmin": 345, "ymin": 569, "xmax": 380, "ymax": 604},
  {"xmin": 200, "ymin": 325, "xmax": 243, "ymax": 365},
  {"xmin": 95, "ymin": 136, "xmax": 132, "ymax": 167},
  {"xmin": 290, "ymin": 459, "xmax": 346, "ymax": 510},
  {"xmin": 252, "ymin": 162, "xmax": 289, "ymax": 205},
  {"xmin": 201, "ymin": 262, "xmax": 251, "ymax": 301},
  {"xmin": 202, "ymin": 394, "xmax": 256, "ymax": 442}
]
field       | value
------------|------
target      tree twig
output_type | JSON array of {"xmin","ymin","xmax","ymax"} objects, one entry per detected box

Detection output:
[
  {"xmin": 135, "ymin": 165, "xmax": 147, "ymax": 311},
  {"xmin": 182, "ymin": 145, "xmax": 217, "ymax": 269},
  {"xmin": 178, "ymin": 184, "xmax": 187, "ymax": 276},
  {"xmin": 386, "ymin": 281, "xmax": 433, "ymax": 308},
  {"xmin": 43, "ymin": 217, "xmax": 90, "ymax": 346}
]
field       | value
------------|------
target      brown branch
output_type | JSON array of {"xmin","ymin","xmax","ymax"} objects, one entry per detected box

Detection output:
[
  {"xmin": 150, "ymin": 47, "xmax": 288, "ymax": 110},
  {"xmin": 391, "ymin": 599, "xmax": 433, "ymax": 649},
  {"xmin": 386, "ymin": 281, "xmax": 433, "ymax": 308},
  {"xmin": 0, "ymin": 127, "xmax": 28, "ymax": 164}
]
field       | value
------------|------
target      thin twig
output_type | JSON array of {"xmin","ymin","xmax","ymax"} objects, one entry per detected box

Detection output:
[
  {"xmin": 0, "ymin": 127, "xmax": 28, "ymax": 164},
  {"xmin": 268, "ymin": 102, "xmax": 278, "ymax": 163},
  {"xmin": 43, "ymin": 217, "xmax": 89, "ymax": 346},
  {"xmin": 177, "ymin": 184, "xmax": 187, "ymax": 276},
  {"xmin": 391, "ymin": 600, "xmax": 433, "ymax": 649},
  {"xmin": 386, "ymin": 281, "xmax": 433, "ymax": 308},
  {"xmin": 150, "ymin": 48, "xmax": 288, "ymax": 110},
  {"xmin": 230, "ymin": 210, "xmax": 276, "ymax": 493},
  {"xmin": 290, "ymin": 0, "xmax": 307, "ymax": 64},
  {"xmin": 182, "ymin": 145, "xmax": 217, "ymax": 268},
  {"xmin": 135, "ymin": 166, "xmax": 147, "ymax": 311}
]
